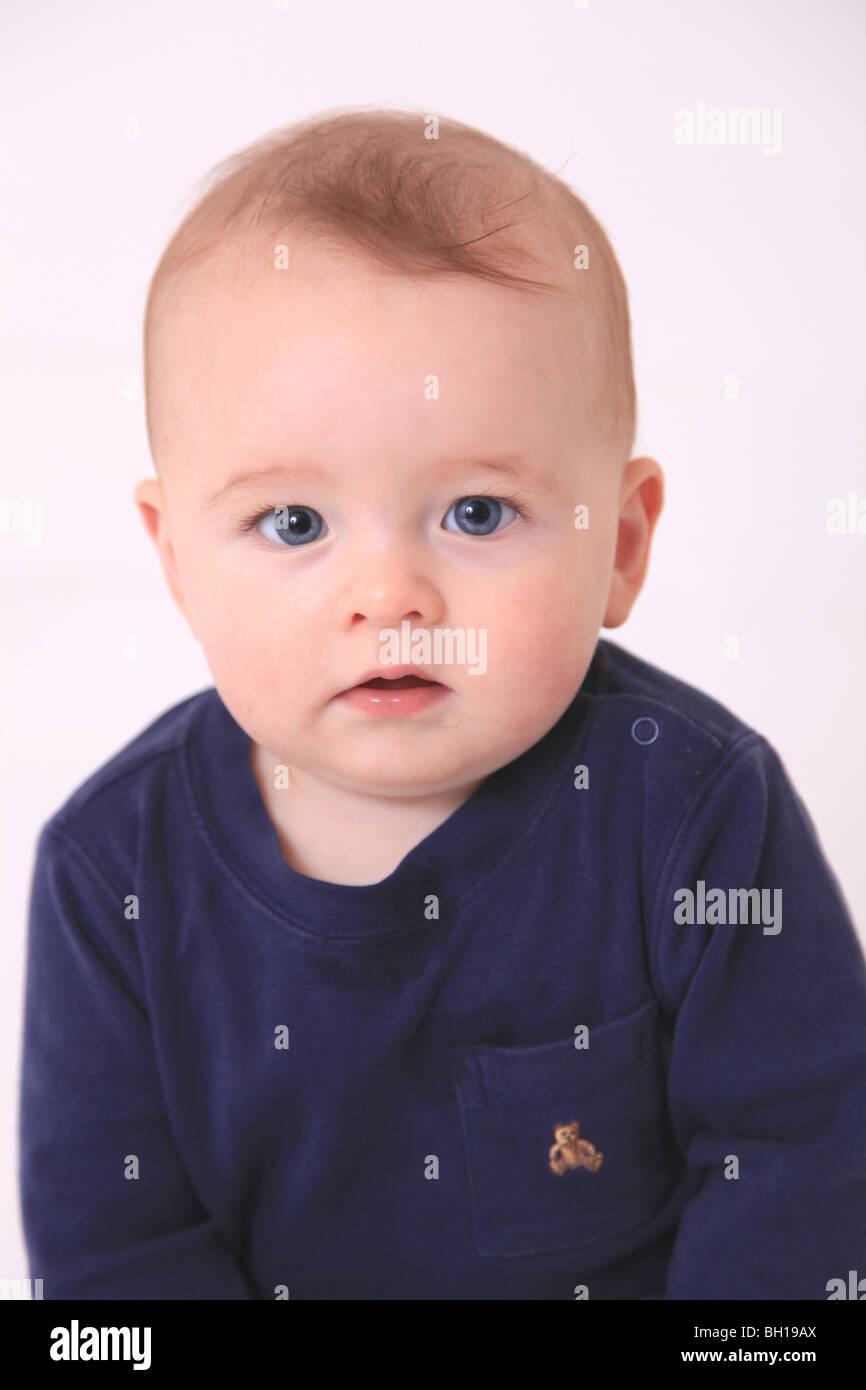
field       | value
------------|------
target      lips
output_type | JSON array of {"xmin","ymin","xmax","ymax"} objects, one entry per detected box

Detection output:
[
  {"xmin": 359, "ymin": 674, "xmax": 438, "ymax": 690},
  {"xmin": 336, "ymin": 665, "xmax": 450, "ymax": 716},
  {"xmin": 343, "ymin": 665, "xmax": 446, "ymax": 693}
]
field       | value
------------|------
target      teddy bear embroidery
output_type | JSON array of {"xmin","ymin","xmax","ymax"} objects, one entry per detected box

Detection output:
[{"xmin": 549, "ymin": 1121, "xmax": 604, "ymax": 1175}]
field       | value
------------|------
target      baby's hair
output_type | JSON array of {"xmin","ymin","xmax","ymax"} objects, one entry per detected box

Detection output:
[{"xmin": 143, "ymin": 105, "xmax": 636, "ymax": 462}]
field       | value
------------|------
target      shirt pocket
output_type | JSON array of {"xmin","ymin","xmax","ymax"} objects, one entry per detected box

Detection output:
[{"xmin": 449, "ymin": 999, "xmax": 673, "ymax": 1258}]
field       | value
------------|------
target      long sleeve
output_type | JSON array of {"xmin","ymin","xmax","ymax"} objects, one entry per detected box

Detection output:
[
  {"xmin": 18, "ymin": 823, "xmax": 256, "ymax": 1299},
  {"xmin": 650, "ymin": 733, "xmax": 866, "ymax": 1299}
]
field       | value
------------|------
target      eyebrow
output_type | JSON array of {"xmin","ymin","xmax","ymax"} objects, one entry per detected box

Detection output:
[
  {"xmin": 203, "ymin": 463, "xmax": 332, "ymax": 513},
  {"xmin": 202, "ymin": 454, "xmax": 559, "ymax": 512}
]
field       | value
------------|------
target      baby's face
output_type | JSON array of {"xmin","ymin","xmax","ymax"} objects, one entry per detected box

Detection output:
[{"xmin": 139, "ymin": 240, "xmax": 649, "ymax": 798}]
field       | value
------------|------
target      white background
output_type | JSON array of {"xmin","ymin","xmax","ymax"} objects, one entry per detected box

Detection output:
[{"xmin": 2, "ymin": 0, "xmax": 864, "ymax": 1282}]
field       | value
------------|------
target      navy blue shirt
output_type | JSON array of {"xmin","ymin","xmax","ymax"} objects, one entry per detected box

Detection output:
[{"xmin": 19, "ymin": 639, "xmax": 866, "ymax": 1299}]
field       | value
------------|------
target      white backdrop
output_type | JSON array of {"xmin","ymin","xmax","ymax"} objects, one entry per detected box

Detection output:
[{"xmin": 2, "ymin": 0, "xmax": 864, "ymax": 1281}]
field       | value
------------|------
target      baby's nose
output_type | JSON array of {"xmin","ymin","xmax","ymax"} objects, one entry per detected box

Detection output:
[{"xmin": 339, "ymin": 552, "xmax": 445, "ymax": 631}]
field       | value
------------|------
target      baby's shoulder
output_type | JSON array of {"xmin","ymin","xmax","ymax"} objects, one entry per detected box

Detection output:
[
  {"xmin": 37, "ymin": 687, "xmax": 217, "ymax": 881},
  {"xmin": 587, "ymin": 639, "xmax": 762, "ymax": 754},
  {"xmin": 582, "ymin": 640, "xmax": 777, "ymax": 813}
]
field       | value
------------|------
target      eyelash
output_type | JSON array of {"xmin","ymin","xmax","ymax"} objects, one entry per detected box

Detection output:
[{"xmin": 239, "ymin": 492, "xmax": 532, "ymax": 534}]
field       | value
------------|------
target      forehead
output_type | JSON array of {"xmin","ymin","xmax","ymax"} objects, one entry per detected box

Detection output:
[{"xmin": 150, "ymin": 239, "xmax": 602, "ymax": 485}]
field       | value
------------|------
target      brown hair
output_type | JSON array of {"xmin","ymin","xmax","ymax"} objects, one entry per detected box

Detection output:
[{"xmin": 143, "ymin": 105, "xmax": 636, "ymax": 460}]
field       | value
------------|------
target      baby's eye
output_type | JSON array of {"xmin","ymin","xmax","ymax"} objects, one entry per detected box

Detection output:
[
  {"xmin": 442, "ymin": 496, "xmax": 518, "ymax": 537},
  {"xmin": 255, "ymin": 505, "xmax": 328, "ymax": 547}
]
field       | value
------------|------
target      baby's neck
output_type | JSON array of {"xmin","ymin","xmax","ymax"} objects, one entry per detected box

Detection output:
[{"xmin": 249, "ymin": 741, "xmax": 484, "ymax": 887}]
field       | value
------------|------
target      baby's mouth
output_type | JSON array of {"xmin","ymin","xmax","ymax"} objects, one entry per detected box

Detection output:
[
  {"xmin": 335, "ymin": 667, "xmax": 451, "ymax": 714},
  {"xmin": 357, "ymin": 675, "xmax": 441, "ymax": 690}
]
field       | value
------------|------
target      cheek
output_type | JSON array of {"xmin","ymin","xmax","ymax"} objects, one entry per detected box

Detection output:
[
  {"xmin": 480, "ymin": 571, "xmax": 601, "ymax": 718},
  {"xmin": 485, "ymin": 564, "xmax": 597, "ymax": 660},
  {"xmin": 178, "ymin": 556, "xmax": 281, "ymax": 686}
]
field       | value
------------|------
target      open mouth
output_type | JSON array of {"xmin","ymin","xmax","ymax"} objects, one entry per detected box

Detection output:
[
  {"xmin": 338, "ymin": 668, "xmax": 450, "ymax": 715},
  {"xmin": 357, "ymin": 675, "xmax": 442, "ymax": 690}
]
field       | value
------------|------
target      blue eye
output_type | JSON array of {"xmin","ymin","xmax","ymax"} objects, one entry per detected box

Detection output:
[
  {"xmin": 256, "ymin": 505, "xmax": 327, "ymax": 547},
  {"xmin": 442, "ymin": 496, "xmax": 518, "ymax": 536}
]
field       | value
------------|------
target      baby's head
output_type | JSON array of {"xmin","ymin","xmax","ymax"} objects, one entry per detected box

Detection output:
[{"xmin": 135, "ymin": 107, "xmax": 663, "ymax": 799}]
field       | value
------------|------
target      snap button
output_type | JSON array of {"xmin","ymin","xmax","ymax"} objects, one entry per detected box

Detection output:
[{"xmin": 631, "ymin": 716, "xmax": 659, "ymax": 745}]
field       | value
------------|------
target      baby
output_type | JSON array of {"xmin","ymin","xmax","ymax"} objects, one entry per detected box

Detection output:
[{"xmin": 19, "ymin": 107, "xmax": 866, "ymax": 1300}]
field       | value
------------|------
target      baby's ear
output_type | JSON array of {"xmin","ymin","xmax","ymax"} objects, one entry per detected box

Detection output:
[
  {"xmin": 133, "ymin": 478, "xmax": 163, "ymax": 546},
  {"xmin": 603, "ymin": 457, "xmax": 665, "ymax": 628},
  {"xmin": 133, "ymin": 479, "xmax": 198, "ymax": 639}
]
